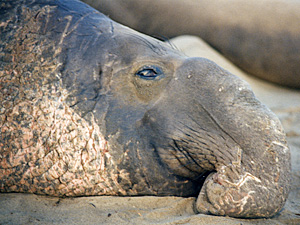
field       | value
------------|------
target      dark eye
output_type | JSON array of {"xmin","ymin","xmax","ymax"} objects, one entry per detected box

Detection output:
[{"xmin": 135, "ymin": 65, "xmax": 164, "ymax": 80}]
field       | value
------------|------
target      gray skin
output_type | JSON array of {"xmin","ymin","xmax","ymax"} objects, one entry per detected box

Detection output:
[
  {"xmin": 83, "ymin": 0, "xmax": 300, "ymax": 89},
  {"xmin": 0, "ymin": 0, "xmax": 290, "ymax": 219}
]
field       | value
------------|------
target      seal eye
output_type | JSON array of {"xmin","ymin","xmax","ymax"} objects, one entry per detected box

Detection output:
[{"xmin": 135, "ymin": 66, "xmax": 164, "ymax": 80}]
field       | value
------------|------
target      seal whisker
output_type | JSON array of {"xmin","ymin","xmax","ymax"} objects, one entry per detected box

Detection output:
[
  {"xmin": 176, "ymin": 119, "xmax": 238, "ymax": 163},
  {"xmin": 172, "ymin": 139, "xmax": 205, "ymax": 170}
]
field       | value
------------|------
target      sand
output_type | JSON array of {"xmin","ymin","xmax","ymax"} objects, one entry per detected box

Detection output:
[{"xmin": 0, "ymin": 35, "xmax": 299, "ymax": 225}]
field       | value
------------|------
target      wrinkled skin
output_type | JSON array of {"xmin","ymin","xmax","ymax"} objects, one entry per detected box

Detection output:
[
  {"xmin": 83, "ymin": 0, "xmax": 300, "ymax": 88},
  {"xmin": 0, "ymin": 0, "xmax": 291, "ymax": 219}
]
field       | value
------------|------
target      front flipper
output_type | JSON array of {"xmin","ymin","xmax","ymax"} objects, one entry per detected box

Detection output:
[
  {"xmin": 196, "ymin": 142, "xmax": 290, "ymax": 218},
  {"xmin": 197, "ymin": 170, "xmax": 261, "ymax": 218}
]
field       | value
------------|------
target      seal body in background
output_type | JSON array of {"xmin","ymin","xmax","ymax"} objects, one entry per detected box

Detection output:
[{"xmin": 0, "ymin": 0, "xmax": 291, "ymax": 218}]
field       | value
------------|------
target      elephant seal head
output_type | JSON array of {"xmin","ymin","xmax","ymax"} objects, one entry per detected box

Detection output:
[{"xmin": 0, "ymin": 0, "xmax": 290, "ymax": 219}]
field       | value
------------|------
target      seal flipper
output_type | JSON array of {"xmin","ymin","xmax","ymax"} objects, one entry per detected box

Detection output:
[
  {"xmin": 196, "ymin": 142, "xmax": 289, "ymax": 218},
  {"xmin": 196, "ymin": 170, "xmax": 262, "ymax": 217}
]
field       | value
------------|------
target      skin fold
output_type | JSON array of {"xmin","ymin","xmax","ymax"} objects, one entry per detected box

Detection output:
[{"xmin": 0, "ymin": 0, "xmax": 291, "ymax": 218}]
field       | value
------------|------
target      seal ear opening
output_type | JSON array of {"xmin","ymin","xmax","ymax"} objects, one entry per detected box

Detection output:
[{"xmin": 98, "ymin": 66, "xmax": 103, "ymax": 78}]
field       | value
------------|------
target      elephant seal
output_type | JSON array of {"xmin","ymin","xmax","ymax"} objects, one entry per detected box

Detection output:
[
  {"xmin": 83, "ymin": 0, "xmax": 300, "ymax": 88},
  {"xmin": 0, "ymin": 0, "xmax": 291, "ymax": 219}
]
